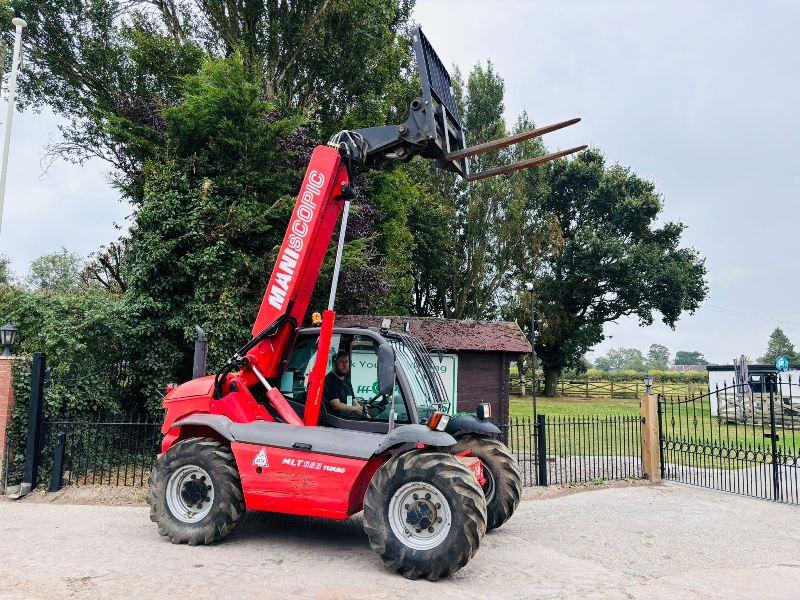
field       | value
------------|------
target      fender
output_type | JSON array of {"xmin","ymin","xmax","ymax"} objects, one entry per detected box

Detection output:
[
  {"xmin": 171, "ymin": 414, "xmax": 236, "ymax": 441},
  {"xmin": 372, "ymin": 424, "xmax": 456, "ymax": 455},
  {"xmin": 445, "ymin": 415, "xmax": 501, "ymax": 436}
]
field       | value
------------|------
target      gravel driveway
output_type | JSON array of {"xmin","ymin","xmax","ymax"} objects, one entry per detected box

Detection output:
[{"xmin": 1, "ymin": 482, "xmax": 798, "ymax": 599}]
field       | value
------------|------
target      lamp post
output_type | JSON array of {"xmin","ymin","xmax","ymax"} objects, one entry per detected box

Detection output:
[
  {"xmin": 525, "ymin": 282, "xmax": 537, "ymax": 418},
  {"xmin": 644, "ymin": 373, "xmax": 654, "ymax": 395},
  {"xmin": 0, "ymin": 17, "xmax": 27, "ymax": 234},
  {"xmin": 0, "ymin": 322, "xmax": 18, "ymax": 356}
]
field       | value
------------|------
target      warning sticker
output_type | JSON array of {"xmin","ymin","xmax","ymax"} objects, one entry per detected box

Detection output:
[{"xmin": 253, "ymin": 449, "xmax": 269, "ymax": 468}]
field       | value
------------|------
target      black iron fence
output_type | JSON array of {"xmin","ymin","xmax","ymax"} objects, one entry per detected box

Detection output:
[
  {"xmin": 659, "ymin": 374, "xmax": 799, "ymax": 505},
  {"xmin": 502, "ymin": 414, "xmax": 643, "ymax": 486},
  {"xmin": 41, "ymin": 416, "xmax": 160, "ymax": 489}
]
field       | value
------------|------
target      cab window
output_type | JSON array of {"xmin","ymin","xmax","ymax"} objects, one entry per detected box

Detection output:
[{"xmin": 282, "ymin": 334, "xmax": 409, "ymax": 424}]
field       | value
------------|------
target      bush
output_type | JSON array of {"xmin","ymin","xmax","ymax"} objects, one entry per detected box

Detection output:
[{"xmin": 0, "ymin": 284, "xmax": 134, "ymax": 485}]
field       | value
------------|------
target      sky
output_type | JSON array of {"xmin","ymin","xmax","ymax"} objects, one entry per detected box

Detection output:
[{"xmin": 1, "ymin": 0, "xmax": 799, "ymax": 365}]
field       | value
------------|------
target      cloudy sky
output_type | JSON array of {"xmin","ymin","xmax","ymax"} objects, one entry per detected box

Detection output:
[{"xmin": 1, "ymin": 1, "xmax": 799, "ymax": 364}]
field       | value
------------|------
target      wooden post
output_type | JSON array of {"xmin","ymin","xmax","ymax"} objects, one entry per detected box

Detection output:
[{"xmin": 640, "ymin": 392, "xmax": 661, "ymax": 482}]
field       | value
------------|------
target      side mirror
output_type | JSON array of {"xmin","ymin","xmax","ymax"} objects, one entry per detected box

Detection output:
[{"xmin": 377, "ymin": 343, "xmax": 396, "ymax": 396}]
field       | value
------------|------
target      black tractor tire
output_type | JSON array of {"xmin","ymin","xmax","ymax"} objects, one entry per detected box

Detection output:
[
  {"xmin": 362, "ymin": 450, "xmax": 487, "ymax": 581},
  {"xmin": 450, "ymin": 434, "xmax": 522, "ymax": 532},
  {"xmin": 147, "ymin": 437, "xmax": 245, "ymax": 545}
]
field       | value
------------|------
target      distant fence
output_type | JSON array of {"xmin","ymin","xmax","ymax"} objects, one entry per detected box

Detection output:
[{"xmin": 511, "ymin": 377, "xmax": 707, "ymax": 399}]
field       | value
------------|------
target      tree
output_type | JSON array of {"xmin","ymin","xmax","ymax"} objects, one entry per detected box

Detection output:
[
  {"xmin": 674, "ymin": 350, "xmax": 709, "ymax": 366},
  {"xmin": 593, "ymin": 347, "xmax": 646, "ymax": 372},
  {"xmin": 647, "ymin": 344, "xmax": 670, "ymax": 370},
  {"xmin": 759, "ymin": 327, "xmax": 798, "ymax": 363},
  {"xmin": 519, "ymin": 149, "xmax": 707, "ymax": 395},
  {"xmin": 124, "ymin": 54, "xmax": 314, "ymax": 409},
  {"xmin": 25, "ymin": 248, "xmax": 82, "ymax": 293},
  {"xmin": 81, "ymin": 239, "xmax": 129, "ymax": 294},
  {"xmin": 0, "ymin": 255, "xmax": 10, "ymax": 285},
  {"xmin": 13, "ymin": 0, "xmax": 415, "ymax": 195},
  {"xmin": 593, "ymin": 355, "xmax": 612, "ymax": 372},
  {"xmin": 408, "ymin": 64, "xmax": 551, "ymax": 319}
]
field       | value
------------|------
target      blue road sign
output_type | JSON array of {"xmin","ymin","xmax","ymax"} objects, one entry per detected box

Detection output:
[{"xmin": 775, "ymin": 355, "xmax": 789, "ymax": 372}]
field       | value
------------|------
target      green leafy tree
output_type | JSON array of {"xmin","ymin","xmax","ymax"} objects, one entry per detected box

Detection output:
[
  {"xmin": 593, "ymin": 347, "xmax": 647, "ymax": 372},
  {"xmin": 13, "ymin": 0, "xmax": 415, "ymax": 194},
  {"xmin": 674, "ymin": 350, "xmax": 709, "ymax": 366},
  {"xmin": 0, "ymin": 254, "xmax": 11, "ymax": 284},
  {"xmin": 124, "ymin": 54, "xmax": 313, "ymax": 409},
  {"xmin": 518, "ymin": 150, "xmax": 707, "ymax": 395},
  {"xmin": 408, "ymin": 64, "xmax": 551, "ymax": 319},
  {"xmin": 593, "ymin": 355, "xmax": 612, "ymax": 372},
  {"xmin": 759, "ymin": 327, "xmax": 798, "ymax": 363},
  {"xmin": 647, "ymin": 343, "xmax": 670, "ymax": 370},
  {"xmin": 25, "ymin": 248, "xmax": 83, "ymax": 293}
]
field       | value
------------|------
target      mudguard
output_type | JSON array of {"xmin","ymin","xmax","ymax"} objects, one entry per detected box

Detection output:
[
  {"xmin": 446, "ymin": 415, "xmax": 501, "ymax": 436},
  {"xmin": 171, "ymin": 413, "xmax": 236, "ymax": 441},
  {"xmin": 372, "ymin": 424, "xmax": 456, "ymax": 455}
]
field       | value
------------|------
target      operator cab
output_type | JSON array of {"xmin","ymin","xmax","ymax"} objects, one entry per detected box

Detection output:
[{"xmin": 281, "ymin": 327, "xmax": 447, "ymax": 434}]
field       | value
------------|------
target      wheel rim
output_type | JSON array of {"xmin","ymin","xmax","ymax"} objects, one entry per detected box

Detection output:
[
  {"xmin": 481, "ymin": 462, "xmax": 496, "ymax": 504},
  {"xmin": 388, "ymin": 481, "xmax": 452, "ymax": 550},
  {"xmin": 166, "ymin": 465, "xmax": 215, "ymax": 523}
]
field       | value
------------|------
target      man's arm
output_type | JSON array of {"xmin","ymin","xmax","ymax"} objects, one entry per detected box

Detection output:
[{"xmin": 329, "ymin": 398, "xmax": 363, "ymax": 416}]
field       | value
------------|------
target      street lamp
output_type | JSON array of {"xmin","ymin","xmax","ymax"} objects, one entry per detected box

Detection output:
[
  {"xmin": 0, "ymin": 322, "xmax": 18, "ymax": 356},
  {"xmin": 525, "ymin": 282, "xmax": 537, "ymax": 418}
]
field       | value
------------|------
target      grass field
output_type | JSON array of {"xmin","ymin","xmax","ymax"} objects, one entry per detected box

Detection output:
[{"xmin": 508, "ymin": 394, "xmax": 639, "ymax": 419}]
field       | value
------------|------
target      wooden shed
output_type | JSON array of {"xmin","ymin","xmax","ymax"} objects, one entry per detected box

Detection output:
[{"xmin": 336, "ymin": 315, "xmax": 531, "ymax": 422}]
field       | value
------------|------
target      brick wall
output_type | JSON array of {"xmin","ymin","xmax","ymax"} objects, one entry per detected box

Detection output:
[{"xmin": 0, "ymin": 357, "xmax": 16, "ymax": 467}]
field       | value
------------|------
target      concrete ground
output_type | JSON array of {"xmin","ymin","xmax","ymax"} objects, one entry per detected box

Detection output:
[{"xmin": 1, "ymin": 482, "xmax": 798, "ymax": 599}]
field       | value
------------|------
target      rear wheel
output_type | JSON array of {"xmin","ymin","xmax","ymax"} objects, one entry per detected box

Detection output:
[
  {"xmin": 147, "ymin": 437, "xmax": 245, "ymax": 545},
  {"xmin": 362, "ymin": 450, "xmax": 487, "ymax": 580},
  {"xmin": 451, "ymin": 434, "xmax": 522, "ymax": 531}
]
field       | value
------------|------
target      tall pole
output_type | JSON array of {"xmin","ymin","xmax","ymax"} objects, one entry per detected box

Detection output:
[
  {"xmin": 0, "ymin": 17, "xmax": 27, "ymax": 234},
  {"xmin": 526, "ymin": 281, "xmax": 537, "ymax": 418}
]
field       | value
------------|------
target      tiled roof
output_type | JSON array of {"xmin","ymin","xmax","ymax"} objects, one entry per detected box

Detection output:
[{"xmin": 335, "ymin": 315, "xmax": 532, "ymax": 354}]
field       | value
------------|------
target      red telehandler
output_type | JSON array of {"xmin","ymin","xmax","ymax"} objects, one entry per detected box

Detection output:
[{"xmin": 147, "ymin": 26, "xmax": 585, "ymax": 580}]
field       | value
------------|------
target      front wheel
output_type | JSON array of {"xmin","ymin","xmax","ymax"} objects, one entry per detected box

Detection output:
[
  {"xmin": 147, "ymin": 437, "xmax": 245, "ymax": 545},
  {"xmin": 362, "ymin": 450, "xmax": 487, "ymax": 581},
  {"xmin": 450, "ymin": 434, "xmax": 522, "ymax": 531}
]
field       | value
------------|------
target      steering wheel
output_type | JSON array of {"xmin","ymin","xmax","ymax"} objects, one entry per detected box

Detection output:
[{"xmin": 358, "ymin": 394, "xmax": 389, "ymax": 419}]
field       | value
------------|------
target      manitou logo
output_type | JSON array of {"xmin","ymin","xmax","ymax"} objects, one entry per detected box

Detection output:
[{"xmin": 267, "ymin": 170, "xmax": 326, "ymax": 310}]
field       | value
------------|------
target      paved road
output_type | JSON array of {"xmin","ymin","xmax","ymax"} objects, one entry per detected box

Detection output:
[{"xmin": 1, "ymin": 482, "xmax": 798, "ymax": 599}]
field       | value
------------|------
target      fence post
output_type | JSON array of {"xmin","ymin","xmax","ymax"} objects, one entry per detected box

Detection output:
[
  {"xmin": 536, "ymin": 414, "xmax": 547, "ymax": 486},
  {"xmin": 640, "ymin": 388, "xmax": 661, "ymax": 482},
  {"xmin": 192, "ymin": 325, "xmax": 208, "ymax": 379},
  {"xmin": 48, "ymin": 432, "xmax": 65, "ymax": 492},
  {"xmin": 766, "ymin": 373, "xmax": 780, "ymax": 501},
  {"xmin": 21, "ymin": 352, "xmax": 46, "ymax": 494}
]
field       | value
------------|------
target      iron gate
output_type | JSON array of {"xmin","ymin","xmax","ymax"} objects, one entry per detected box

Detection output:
[{"xmin": 658, "ymin": 374, "xmax": 799, "ymax": 504}]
